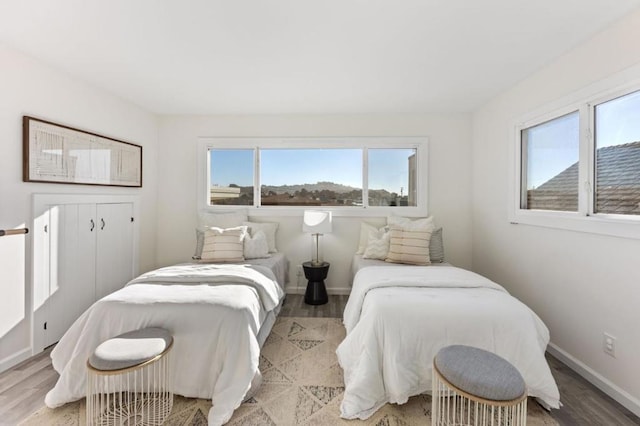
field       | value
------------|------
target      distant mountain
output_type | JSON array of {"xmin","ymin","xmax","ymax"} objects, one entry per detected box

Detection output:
[{"xmin": 261, "ymin": 181, "xmax": 359, "ymax": 194}]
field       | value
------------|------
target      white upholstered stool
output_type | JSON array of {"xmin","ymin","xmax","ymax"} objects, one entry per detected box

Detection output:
[
  {"xmin": 432, "ymin": 345, "xmax": 527, "ymax": 426},
  {"xmin": 87, "ymin": 327, "xmax": 174, "ymax": 425}
]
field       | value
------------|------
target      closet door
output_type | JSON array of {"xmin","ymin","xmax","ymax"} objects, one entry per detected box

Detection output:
[
  {"xmin": 44, "ymin": 204, "xmax": 97, "ymax": 348},
  {"xmin": 95, "ymin": 203, "xmax": 134, "ymax": 300},
  {"xmin": 34, "ymin": 204, "xmax": 97, "ymax": 350}
]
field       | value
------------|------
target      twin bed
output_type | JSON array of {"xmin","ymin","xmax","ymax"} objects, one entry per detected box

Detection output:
[
  {"xmin": 339, "ymin": 255, "xmax": 560, "ymax": 420},
  {"xmin": 45, "ymin": 218, "xmax": 560, "ymax": 425},
  {"xmin": 45, "ymin": 254, "xmax": 287, "ymax": 425}
]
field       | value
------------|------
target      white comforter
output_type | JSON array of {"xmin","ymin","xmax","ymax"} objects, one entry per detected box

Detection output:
[
  {"xmin": 337, "ymin": 265, "xmax": 560, "ymax": 420},
  {"xmin": 46, "ymin": 263, "xmax": 284, "ymax": 426}
]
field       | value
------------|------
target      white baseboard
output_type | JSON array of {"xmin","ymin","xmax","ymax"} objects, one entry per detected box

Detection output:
[
  {"xmin": 0, "ymin": 347, "xmax": 32, "ymax": 374},
  {"xmin": 285, "ymin": 286, "xmax": 351, "ymax": 295},
  {"xmin": 547, "ymin": 343, "xmax": 640, "ymax": 418}
]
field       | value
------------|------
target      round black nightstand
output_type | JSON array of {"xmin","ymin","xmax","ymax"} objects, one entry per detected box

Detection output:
[{"xmin": 302, "ymin": 261, "xmax": 329, "ymax": 305}]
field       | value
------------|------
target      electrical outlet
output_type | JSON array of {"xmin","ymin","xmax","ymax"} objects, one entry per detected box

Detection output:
[{"xmin": 603, "ymin": 332, "xmax": 616, "ymax": 357}]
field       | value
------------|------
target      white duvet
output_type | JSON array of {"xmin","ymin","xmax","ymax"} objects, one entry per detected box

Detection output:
[
  {"xmin": 45, "ymin": 263, "xmax": 284, "ymax": 426},
  {"xmin": 337, "ymin": 265, "xmax": 560, "ymax": 420}
]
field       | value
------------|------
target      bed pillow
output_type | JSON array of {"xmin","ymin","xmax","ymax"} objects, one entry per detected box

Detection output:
[
  {"xmin": 362, "ymin": 229, "xmax": 391, "ymax": 260},
  {"xmin": 356, "ymin": 222, "xmax": 387, "ymax": 254},
  {"xmin": 200, "ymin": 226, "xmax": 248, "ymax": 263},
  {"xmin": 243, "ymin": 230, "xmax": 270, "ymax": 259},
  {"xmin": 199, "ymin": 210, "xmax": 248, "ymax": 229},
  {"xmin": 243, "ymin": 221, "xmax": 279, "ymax": 253},
  {"xmin": 430, "ymin": 227, "xmax": 445, "ymax": 263},
  {"xmin": 387, "ymin": 215, "xmax": 435, "ymax": 231},
  {"xmin": 385, "ymin": 225, "xmax": 433, "ymax": 266}
]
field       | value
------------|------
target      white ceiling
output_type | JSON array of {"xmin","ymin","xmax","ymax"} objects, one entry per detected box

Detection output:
[{"xmin": 1, "ymin": 0, "xmax": 639, "ymax": 115}]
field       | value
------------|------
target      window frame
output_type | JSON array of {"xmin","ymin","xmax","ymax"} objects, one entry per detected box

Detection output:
[
  {"xmin": 197, "ymin": 137, "xmax": 429, "ymax": 217},
  {"xmin": 510, "ymin": 81, "xmax": 640, "ymax": 239}
]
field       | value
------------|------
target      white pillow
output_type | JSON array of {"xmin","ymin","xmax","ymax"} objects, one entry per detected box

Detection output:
[
  {"xmin": 387, "ymin": 215, "xmax": 435, "ymax": 231},
  {"xmin": 201, "ymin": 226, "xmax": 247, "ymax": 263},
  {"xmin": 199, "ymin": 210, "xmax": 248, "ymax": 229},
  {"xmin": 243, "ymin": 230, "xmax": 270, "ymax": 259},
  {"xmin": 363, "ymin": 229, "xmax": 391, "ymax": 260},
  {"xmin": 243, "ymin": 221, "xmax": 279, "ymax": 253},
  {"xmin": 385, "ymin": 226, "xmax": 433, "ymax": 266},
  {"xmin": 356, "ymin": 222, "xmax": 387, "ymax": 255}
]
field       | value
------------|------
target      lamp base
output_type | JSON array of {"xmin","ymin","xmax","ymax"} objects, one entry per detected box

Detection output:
[{"xmin": 302, "ymin": 261, "xmax": 330, "ymax": 305}]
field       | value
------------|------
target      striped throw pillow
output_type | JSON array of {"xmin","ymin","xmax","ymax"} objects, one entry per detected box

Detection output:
[
  {"xmin": 385, "ymin": 226, "xmax": 433, "ymax": 266},
  {"xmin": 201, "ymin": 226, "xmax": 247, "ymax": 263}
]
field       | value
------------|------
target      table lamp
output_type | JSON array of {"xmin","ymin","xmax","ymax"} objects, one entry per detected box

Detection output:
[{"xmin": 303, "ymin": 210, "xmax": 332, "ymax": 265}]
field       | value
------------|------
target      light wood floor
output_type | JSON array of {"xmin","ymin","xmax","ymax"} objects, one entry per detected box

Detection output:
[{"xmin": 1, "ymin": 294, "xmax": 638, "ymax": 425}]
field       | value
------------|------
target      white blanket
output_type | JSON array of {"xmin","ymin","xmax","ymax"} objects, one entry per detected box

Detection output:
[
  {"xmin": 46, "ymin": 263, "xmax": 284, "ymax": 426},
  {"xmin": 337, "ymin": 265, "xmax": 560, "ymax": 420}
]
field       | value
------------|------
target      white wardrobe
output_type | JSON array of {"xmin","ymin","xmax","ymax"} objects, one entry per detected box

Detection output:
[{"xmin": 32, "ymin": 194, "xmax": 139, "ymax": 353}]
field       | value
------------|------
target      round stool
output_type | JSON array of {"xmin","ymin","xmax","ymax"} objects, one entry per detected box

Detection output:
[
  {"xmin": 87, "ymin": 327, "xmax": 174, "ymax": 425},
  {"xmin": 432, "ymin": 345, "xmax": 527, "ymax": 426}
]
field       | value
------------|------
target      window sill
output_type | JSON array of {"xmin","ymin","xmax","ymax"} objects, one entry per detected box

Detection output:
[
  {"xmin": 509, "ymin": 209, "xmax": 640, "ymax": 240},
  {"xmin": 202, "ymin": 205, "xmax": 428, "ymax": 218}
]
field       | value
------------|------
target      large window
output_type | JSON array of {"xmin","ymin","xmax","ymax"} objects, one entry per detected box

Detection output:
[
  {"xmin": 260, "ymin": 149, "xmax": 362, "ymax": 207},
  {"xmin": 199, "ymin": 138, "xmax": 426, "ymax": 214},
  {"xmin": 514, "ymin": 84, "xmax": 640, "ymax": 237}
]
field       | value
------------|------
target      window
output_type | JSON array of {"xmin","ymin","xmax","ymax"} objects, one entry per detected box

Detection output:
[
  {"xmin": 368, "ymin": 148, "xmax": 417, "ymax": 207},
  {"xmin": 520, "ymin": 111, "xmax": 580, "ymax": 212},
  {"xmin": 260, "ymin": 149, "xmax": 362, "ymax": 207},
  {"xmin": 594, "ymin": 90, "xmax": 640, "ymax": 215},
  {"xmin": 209, "ymin": 149, "xmax": 254, "ymax": 206},
  {"xmin": 513, "ymin": 83, "xmax": 640, "ymax": 238},
  {"xmin": 198, "ymin": 138, "xmax": 427, "ymax": 215}
]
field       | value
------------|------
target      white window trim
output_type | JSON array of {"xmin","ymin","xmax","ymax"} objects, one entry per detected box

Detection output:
[
  {"xmin": 197, "ymin": 137, "xmax": 429, "ymax": 217},
  {"xmin": 509, "ymin": 76, "xmax": 640, "ymax": 240}
]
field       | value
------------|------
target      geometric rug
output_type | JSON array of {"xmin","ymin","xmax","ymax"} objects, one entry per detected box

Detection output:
[{"xmin": 21, "ymin": 317, "xmax": 558, "ymax": 425}]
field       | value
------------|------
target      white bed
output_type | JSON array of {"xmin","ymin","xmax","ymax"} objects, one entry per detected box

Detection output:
[
  {"xmin": 337, "ymin": 258, "xmax": 561, "ymax": 420},
  {"xmin": 45, "ymin": 254, "xmax": 287, "ymax": 426}
]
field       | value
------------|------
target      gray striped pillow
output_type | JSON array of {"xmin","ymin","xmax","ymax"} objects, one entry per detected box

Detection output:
[{"xmin": 430, "ymin": 227, "xmax": 445, "ymax": 263}]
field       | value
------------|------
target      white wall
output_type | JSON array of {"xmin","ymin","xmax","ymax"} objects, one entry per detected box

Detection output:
[
  {"xmin": 471, "ymin": 10, "xmax": 640, "ymax": 415},
  {"xmin": 0, "ymin": 43, "xmax": 159, "ymax": 370},
  {"xmin": 157, "ymin": 114, "xmax": 472, "ymax": 292}
]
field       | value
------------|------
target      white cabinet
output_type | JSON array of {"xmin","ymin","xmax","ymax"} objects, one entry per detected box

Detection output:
[
  {"xmin": 95, "ymin": 203, "xmax": 135, "ymax": 300},
  {"xmin": 32, "ymin": 195, "xmax": 138, "ymax": 352}
]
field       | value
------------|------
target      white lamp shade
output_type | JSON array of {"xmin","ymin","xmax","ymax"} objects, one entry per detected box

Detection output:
[{"xmin": 303, "ymin": 210, "xmax": 332, "ymax": 234}]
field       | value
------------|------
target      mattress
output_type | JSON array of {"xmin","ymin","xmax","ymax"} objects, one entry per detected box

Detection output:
[
  {"xmin": 243, "ymin": 252, "xmax": 289, "ymax": 289},
  {"xmin": 350, "ymin": 254, "xmax": 448, "ymax": 284}
]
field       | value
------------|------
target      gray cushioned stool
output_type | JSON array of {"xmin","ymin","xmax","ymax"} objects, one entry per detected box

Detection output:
[
  {"xmin": 432, "ymin": 345, "xmax": 527, "ymax": 426},
  {"xmin": 87, "ymin": 327, "xmax": 174, "ymax": 425}
]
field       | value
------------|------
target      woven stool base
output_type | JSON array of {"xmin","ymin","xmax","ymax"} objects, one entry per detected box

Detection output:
[
  {"xmin": 92, "ymin": 393, "xmax": 173, "ymax": 426},
  {"xmin": 87, "ymin": 350, "xmax": 173, "ymax": 426},
  {"xmin": 432, "ymin": 367, "xmax": 527, "ymax": 426}
]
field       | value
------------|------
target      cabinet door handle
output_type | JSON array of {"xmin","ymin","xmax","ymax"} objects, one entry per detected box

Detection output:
[
  {"xmin": 100, "ymin": 218, "xmax": 105, "ymax": 230},
  {"xmin": 90, "ymin": 219, "xmax": 95, "ymax": 232}
]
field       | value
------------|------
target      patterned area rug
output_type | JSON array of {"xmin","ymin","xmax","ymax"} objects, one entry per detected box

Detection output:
[{"xmin": 22, "ymin": 317, "xmax": 558, "ymax": 425}]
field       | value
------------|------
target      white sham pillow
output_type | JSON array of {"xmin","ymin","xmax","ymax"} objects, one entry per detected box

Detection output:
[
  {"xmin": 200, "ymin": 226, "xmax": 248, "ymax": 263},
  {"xmin": 356, "ymin": 222, "xmax": 387, "ymax": 254},
  {"xmin": 243, "ymin": 230, "xmax": 270, "ymax": 259},
  {"xmin": 243, "ymin": 221, "xmax": 279, "ymax": 253},
  {"xmin": 199, "ymin": 210, "xmax": 248, "ymax": 229},
  {"xmin": 387, "ymin": 215, "xmax": 435, "ymax": 231},
  {"xmin": 363, "ymin": 229, "xmax": 391, "ymax": 260}
]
